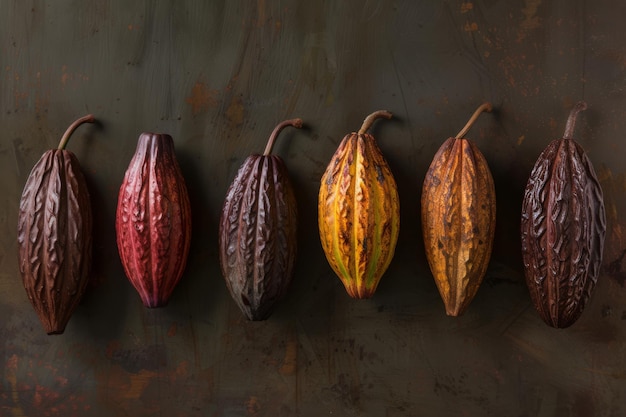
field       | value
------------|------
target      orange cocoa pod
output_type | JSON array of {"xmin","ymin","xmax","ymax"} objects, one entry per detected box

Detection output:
[{"xmin": 421, "ymin": 103, "xmax": 496, "ymax": 316}]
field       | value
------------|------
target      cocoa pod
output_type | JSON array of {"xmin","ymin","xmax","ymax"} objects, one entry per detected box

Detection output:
[
  {"xmin": 17, "ymin": 115, "xmax": 95, "ymax": 334},
  {"xmin": 421, "ymin": 103, "xmax": 496, "ymax": 316},
  {"xmin": 116, "ymin": 133, "xmax": 191, "ymax": 308},
  {"xmin": 318, "ymin": 110, "xmax": 399, "ymax": 299},
  {"xmin": 521, "ymin": 101, "xmax": 606, "ymax": 328},
  {"xmin": 219, "ymin": 119, "xmax": 301, "ymax": 320}
]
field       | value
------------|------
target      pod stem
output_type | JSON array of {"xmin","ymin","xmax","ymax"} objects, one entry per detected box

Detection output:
[
  {"xmin": 455, "ymin": 102, "xmax": 493, "ymax": 139},
  {"xmin": 563, "ymin": 101, "xmax": 587, "ymax": 140},
  {"xmin": 57, "ymin": 114, "xmax": 96, "ymax": 150},
  {"xmin": 263, "ymin": 118, "xmax": 303, "ymax": 156},
  {"xmin": 358, "ymin": 110, "xmax": 393, "ymax": 135}
]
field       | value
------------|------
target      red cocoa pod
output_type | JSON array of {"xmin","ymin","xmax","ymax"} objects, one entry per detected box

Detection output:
[
  {"xmin": 17, "ymin": 115, "xmax": 95, "ymax": 334},
  {"xmin": 116, "ymin": 133, "xmax": 192, "ymax": 308},
  {"xmin": 219, "ymin": 119, "xmax": 301, "ymax": 320},
  {"xmin": 521, "ymin": 102, "xmax": 606, "ymax": 328}
]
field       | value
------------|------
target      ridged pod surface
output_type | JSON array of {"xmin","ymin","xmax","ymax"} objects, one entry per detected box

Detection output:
[
  {"xmin": 219, "ymin": 119, "xmax": 301, "ymax": 320},
  {"xmin": 116, "ymin": 133, "xmax": 191, "ymax": 308},
  {"xmin": 17, "ymin": 115, "xmax": 95, "ymax": 334},
  {"xmin": 421, "ymin": 103, "xmax": 496, "ymax": 316},
  {"xmin": 319, "ymin": 110, "xmax": 399, "ymax": 299},
  {"xmin": 521, "ymin": 101, "xmax": 606, "ymax": 328}
]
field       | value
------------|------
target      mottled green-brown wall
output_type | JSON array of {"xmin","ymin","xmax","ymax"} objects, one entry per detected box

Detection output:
[{"xmin": 2, "ymin": 1, "xmax": 625, "ymax": 416}]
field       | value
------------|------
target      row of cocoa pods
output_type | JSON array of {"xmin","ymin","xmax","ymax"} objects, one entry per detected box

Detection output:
[{"xmin": 16, "ymin": 101, "xmax": 605, "ymax": 334}]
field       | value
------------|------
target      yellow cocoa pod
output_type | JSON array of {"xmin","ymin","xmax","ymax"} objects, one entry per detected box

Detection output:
[
  {"xmin": 421, "ymin": 103, "xmax": 496, "ymax": 316},
  {"xmin": 319, "ymin": 110, "xmax": 399, "ymax": 298}
]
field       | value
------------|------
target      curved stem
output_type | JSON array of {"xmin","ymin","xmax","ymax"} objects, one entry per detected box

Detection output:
[
  {"xmin": 455, "ymin": 102, "xmax": 493, "ymax": 139},
  {"xmin": 358, "ymin": 110, "xmax": 392, "ymax": 135},
  {"xmin": 563, "ymin": 101, "xmax": 587, "ymax": 140},
  {"xmin": 263, "ymin": 118, "xmax": 303, "ymax": 156},
  {"xmin": 57, "ymin": 114, "xmax": 96, "ymax": 150}
]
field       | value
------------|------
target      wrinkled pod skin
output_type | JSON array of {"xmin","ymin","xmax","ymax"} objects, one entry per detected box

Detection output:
[
  {"xmin": 521, "ymin": 102, "xmax": 606, "ymax": 328},
  {"xmin": 116, "ymin": 133, "xmax": 192, "ymax": 308},
  {"xmin": 219, "ymin": 119, "xmax": 301, "ymax": 320},
  {"xmin": 319, "ymin": 111, "xmax": 400, "ymax": 299},
  {"xmin": 17, "ymin": 115, "xmax": 95, "ymax": 334},
  {"xmin": 421, "ymin": 103, "xmax": 496, "ymax": 316}
]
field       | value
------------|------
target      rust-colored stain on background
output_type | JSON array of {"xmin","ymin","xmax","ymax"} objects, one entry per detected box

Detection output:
[
  {"xmin": 61, "ymin": 65, "xmax": 89, "ymax": 86},
  {"xmin": 461, "ymin": 2, "xmax": 474, "ymax": 13},
  {"xmin": 124, "ymin": 369, "xmax": 158, "ymax": 400},
  {"xmin": 185, "ymin": 81, "xmax": 219, "ymax": 115},
  {"xmin": 3, "ymin": 352, "xmax": 92, "ymax": 416},
  {"xmin": 279, "ymin": 338, "xmax": 297, "ymax": 376},
  {"xmin": 5, "ymin": 354, "xmax": 24, "ymax": 416},
  {"xmin": 246, "ymin": 395, "xmax": 261, "ymax": 416},
  {"xmin": 225, "ymin": 95, "xmax": 245, "ymax": 126},
  {"xmin": 464, "ymin": 21, "xmax": 479, "ymax": 32},
  {"xmin": 518, "ymin": 0, "xmax": 542, "ymax": 41}
]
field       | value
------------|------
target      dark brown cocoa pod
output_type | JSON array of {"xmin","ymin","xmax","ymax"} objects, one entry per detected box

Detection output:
[
  {"xmin": 219, "ymin": 119, "xmax": 301, "ymax": 320},
  {"xmin": 17, "ymin": 115, "xmax": 95, "ymax": 334},
  {"xmin": 521, "ymin": 102, "xmax": 606, "ymax": 328},
  {"xmin": 116, "ymin": 133, "xmax": 192, "ymax": 308}
]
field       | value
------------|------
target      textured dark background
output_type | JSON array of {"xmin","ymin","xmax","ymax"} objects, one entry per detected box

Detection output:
[{"xmin": 2, "ymin": 1, "xmax": 625, "ymax": 416}]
